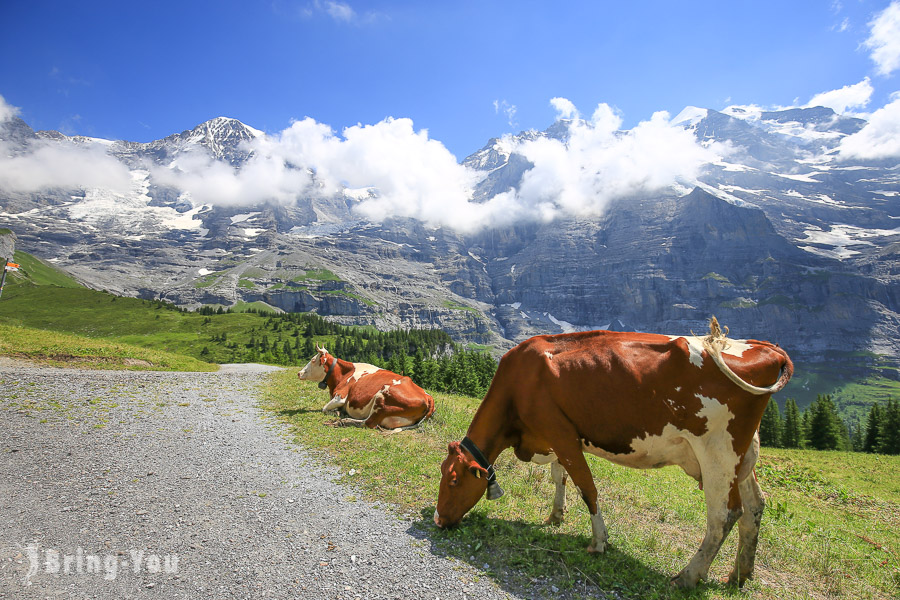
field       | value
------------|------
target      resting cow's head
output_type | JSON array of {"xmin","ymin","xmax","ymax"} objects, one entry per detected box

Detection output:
[
  {"xmin": 434, "ymin": 441, "xmax": 490, "ymax": 528},
  {"xmin": 298, "ymin": 345, "xmax": 330, "ymax": 382}
]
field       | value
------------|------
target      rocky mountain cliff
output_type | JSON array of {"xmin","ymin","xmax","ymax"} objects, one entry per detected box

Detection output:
[{"xmin": 2, "ymin": 107, "xmax": 899, "ymax": 372}]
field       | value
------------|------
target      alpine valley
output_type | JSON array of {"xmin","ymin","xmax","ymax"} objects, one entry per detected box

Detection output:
[{"xmin": 3, "ymin": 105, "xmax": 900, "ymax": 405}]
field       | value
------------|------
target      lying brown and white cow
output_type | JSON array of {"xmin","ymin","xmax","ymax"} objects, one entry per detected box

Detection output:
[
  {"xmin": 435, "ymin": 319, "xmax": 792, "ymax": 589},
  {"xmin": 298, "ymin": 345, "xmax": 435, "ymax": 431}
]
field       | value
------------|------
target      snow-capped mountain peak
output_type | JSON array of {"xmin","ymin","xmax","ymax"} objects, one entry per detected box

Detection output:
[{"xmin": 672, "ymin": 106, "xmax": 708, "ymax": 128}]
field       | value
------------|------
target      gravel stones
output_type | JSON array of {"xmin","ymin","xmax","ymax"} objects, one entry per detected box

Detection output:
[{"xmin": 0, "ymin": 362, "xmax": 515, "ymax": 599}]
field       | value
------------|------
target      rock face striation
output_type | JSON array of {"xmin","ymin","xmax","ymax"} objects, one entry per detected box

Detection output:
[{"xmin": 2, "ymin": 106, "xmax": 900, "ymax": 366}]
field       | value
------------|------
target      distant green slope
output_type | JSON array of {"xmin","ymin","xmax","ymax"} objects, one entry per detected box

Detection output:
[
  {"xmin": 7, "ymin": 250, "xmax": 83, "ymax": 288},
  {"xmin": 0, "ymin": 323, "xmax": 216, "ymax": 371},
  {"xmin": 0, "ymin": 282, "xmax": 267, "ymax": 364}
]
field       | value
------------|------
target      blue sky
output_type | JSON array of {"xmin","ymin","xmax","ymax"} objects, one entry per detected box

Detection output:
[{"xmin": 2, "ymin": 0, "xmax": 899, "ymax": 160}]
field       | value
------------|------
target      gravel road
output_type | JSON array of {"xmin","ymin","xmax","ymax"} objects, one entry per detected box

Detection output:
[{"xmin": 0, "ymin": 361, "xmax": 519, "ymax": 599}]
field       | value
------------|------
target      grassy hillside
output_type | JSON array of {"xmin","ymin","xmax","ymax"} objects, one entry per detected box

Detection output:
[
  {"xmin": 0, "ymin": 283, "xmax": 266, "ymax": 362},
  {"xmin": 7, "ymin": 250, "xmax": 83, "ymax": 288},
  {"xmin": 263, "ymin": 370, "xmax": 900, "ymax": 600},
  {"xmin": 0, "ymin": 323, "xmax": 215, "ymax": 371}
]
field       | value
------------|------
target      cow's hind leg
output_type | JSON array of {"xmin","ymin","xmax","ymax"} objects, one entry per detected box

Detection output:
[
  {"xmin": 672, "ymin": 482, "xmax": 741, "ymax": 588},
  {"xmin": 545, "ymin": 461, "xmax": 568, "ymax": 525},
  {"xmin": 728, "ymin": 473, "xmax": 764, "ymax": 586},
  {"xmin": 367, "ymin": 401, "xmax": 427, "ymax": 431},
  {"xmin": 672, "ymin": 441, "xmax": 743, "ymax": 588}
]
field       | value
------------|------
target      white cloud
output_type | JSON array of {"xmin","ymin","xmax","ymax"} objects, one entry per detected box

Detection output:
[
  {"xmin": 493, "ymin": 99, "xmax": 518, "ymax": 129},
  {"xmin": 1, "ymin": 93, "xmax": 725, "ymax": 233},
  {"xmin": 550, "ymin": 97, "xmax": 579, "ymax": 120},
  {"xmin": 805, "ymin": 77, "xmax": 873, "ymax": 113},
  {"xmin": 838, "ymin": 93, "xmax": 900, "ymax": 159},
  {"xmin": 0, "ymin": 94, "xmax": 19, "ymax": 123},
  {"xmin": 320, "ymin": 0, "xmax": 355, "ymax": 22},
  {"xmin": 0, "ymin": 139, "xmax": 133, "ymax": 194},
  {"xmin": 490, "ymin": 103, "xmax": 726, "ymax": 225},
  {"xmin": 153, "ymin": 101, "xmax": 724, "ymax": 232},
  {"xmin": 154, "ymin": 116, "xmax": 486, "ymax": 230},
  {"xmin": 864, "ymin": 1, "xmax": 900, "ymax": 76},
  {"xmin": 0, "ymin": 96, "xmax": 132, "ymax": 194},
  {"xmin": 294, "ymin": 0, "xmax": 382, "ymax": 24}
]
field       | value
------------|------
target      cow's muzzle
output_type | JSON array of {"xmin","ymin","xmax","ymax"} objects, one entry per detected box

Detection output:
[{"xmin": 433, "ymin": 510, "xmax": 457, "ymax": 529}]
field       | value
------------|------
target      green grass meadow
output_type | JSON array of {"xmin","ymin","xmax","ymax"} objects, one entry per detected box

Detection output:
[
  {"xmin": 0, "ymin": 265, "xmax": 283, "ymax": 365},
  {"xmin": 263, "ymin": 368, "xmax": 900, "ymax": 600},
  {"xmin": 0, "ymin": 323, "xmax": 216, "ymax": 371}
]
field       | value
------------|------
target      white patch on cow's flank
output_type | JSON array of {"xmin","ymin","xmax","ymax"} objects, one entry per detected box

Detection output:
[
  {"xmin": 349, "ymin": 362, "xmax": 381, "ymax": 382},
  {"xmin": 721, "ymin": 339, "xmax": 753, "ymax": 358},
  {"xmin": 581, "ymin": 393, "xmax": 737, "ymax": 489},
  {"xmin": 694, "ymin": 394, "xmax": 733, "ymax": 433},
  {"xmin": 669, "ymin": 335, "xmax": 754, "ymax": 367},
  {"xmin": 392, "ymin": 379, "xmax": 402, "ymax": 385},
  {"xmin": 345, "ymin": 389, "xmax": 384, "ymax": 420},
  {"xmin": 543, "ymin": 351, "xmax": 554, "ymax": 360},
  {"xmin": 684, "ymin": 337, "xmax": 704, "ymax": 366},
  {"xmin": 530, "ymin": 452, "xmax": 558, "ymax": 465},
  {"xmin": 582, "ymin": 432, "xmax": 697, "ymax": 476}
]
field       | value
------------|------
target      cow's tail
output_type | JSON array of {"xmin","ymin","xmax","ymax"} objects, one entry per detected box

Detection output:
[{"xmin": 703, "ymin": 333, "xmax": 793, "ymax": 396}]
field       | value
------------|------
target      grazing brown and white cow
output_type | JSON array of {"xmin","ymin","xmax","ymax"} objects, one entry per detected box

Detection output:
[
  {"xmin": 298, "ymin": 345, "xmax": 435, "ymax": 431},
  {"xmin": 434, "ymin": 319, "xmax": 792, "ymax": 589}
]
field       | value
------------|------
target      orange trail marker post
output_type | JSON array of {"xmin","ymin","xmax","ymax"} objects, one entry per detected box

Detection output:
[{"xmin": 0, "ymin": 259, "xmax": 17, "ymax": 299}]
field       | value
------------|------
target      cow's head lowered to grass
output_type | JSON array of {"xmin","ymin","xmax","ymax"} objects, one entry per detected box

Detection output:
[{"xmin": 434, "ymin": 439, "xmax": 503, "ymax": 529}]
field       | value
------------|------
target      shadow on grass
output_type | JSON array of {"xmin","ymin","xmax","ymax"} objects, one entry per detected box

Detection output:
[
  {"xmin": 271, "ymin": 407, "xmax": 322, "ymax": 418},
  {"xmin": 410, "ymin": 507, "xmax": 741, "ymax": 600}
]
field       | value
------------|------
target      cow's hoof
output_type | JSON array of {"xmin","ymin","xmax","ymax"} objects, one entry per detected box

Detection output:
[
  {"xmin": 544, "ymin": 512, "xmax": 565, "ymax": 526},
  {"xmin": 669, "ymin": 571, "xmax": 702, "ymax": 589},
  {"xmin": 586, "ymin": 540, "xmax": 607, "ymax": 554},
  {"xmin": 725, "ymin": 571, "xmax": 749, "ymax": 587}
]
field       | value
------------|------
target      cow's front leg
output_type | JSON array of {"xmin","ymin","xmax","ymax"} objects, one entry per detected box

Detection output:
[
  {"xmin": 334, "ymin": 417, "xmax": 368, "ymax": 428},
  {"xmin": 322, "ymin": 395, "xmax": 346, "ymax": 415},
  {"xmin": 546, "ymin": 461, "xmax": 568, "ymax": 525},
  {"xmin": 543, "ymin": 428, "xmax": 607, "ymax": 553}
]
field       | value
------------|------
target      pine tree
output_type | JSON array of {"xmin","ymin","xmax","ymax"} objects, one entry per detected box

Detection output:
[
  {"xmin": 782, "ymin": 398, "xmax": 802, "ymax": 449},
  {"xmin": 412, "ymin": 351, "xmax": 425, "ymax": 383},
  {"xmin": 759, "ymin": 399, "xmax": 783, "ymax": 447},
  {"xmin": 297, "ymin": 338, "xmax": 310, "ymax": 358},
  {"xmin": 806, "ymin": 395, "xmax": 843, "ymax": 451},
  {"xmin": 878, "ymin": 398, "xmax": 900, "ymax": 455}
]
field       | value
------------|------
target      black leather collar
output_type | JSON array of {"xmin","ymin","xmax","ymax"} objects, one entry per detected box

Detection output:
[
  {"xmin": 461, "ymin": 436, "xmax": 503, "ymax": 499},
  {"xmin": 318, "ymin": 357, "xmax": 336, "ymax": 390}
]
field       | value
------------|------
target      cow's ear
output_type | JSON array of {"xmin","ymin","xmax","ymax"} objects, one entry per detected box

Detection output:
[{"xmin": 468, "ymin": 466, "xmax": 483, "ymax": 479}]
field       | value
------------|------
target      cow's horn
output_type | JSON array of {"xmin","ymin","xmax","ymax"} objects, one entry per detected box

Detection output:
[{"xmin": 486, "ymin": 480, "xmax": 505, "ymax": 500}]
